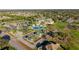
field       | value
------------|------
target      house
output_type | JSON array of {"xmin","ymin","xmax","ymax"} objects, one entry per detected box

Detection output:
[
  {"xmin": 0, "ymin": 16, "xmax": 11, "ymax": 20},
  {"xmin": 45, "ymin": 18, "xmax": 54, "ymax": 24},
  {"xmin": 17, "ymin": 21, "xmax": 29, "ymax": 30},
  {"xmin": 38, "ymin": 18, "xmax": 54, "ymax": 26},
  {"xmin": 3, "ymin": 22, "xmax": 17, "ymax": 30},
  {"xmin": 67, "ymin": 18, "xmax": 74, "ymax": 23},
  {"xmin": 36, "ymin": 38, "xmax": 60, "ymax": 50}
]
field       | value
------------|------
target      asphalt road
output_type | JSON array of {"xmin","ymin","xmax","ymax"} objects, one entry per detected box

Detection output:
[{"xmin": 6, "ymin": 32, "xmax": 33, "ymax": 50}]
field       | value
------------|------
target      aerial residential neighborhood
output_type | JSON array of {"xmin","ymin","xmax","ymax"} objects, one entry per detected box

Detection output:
[{"xmin": 0, "ymin": 10, "xmax": 79, "ymax": 50}]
